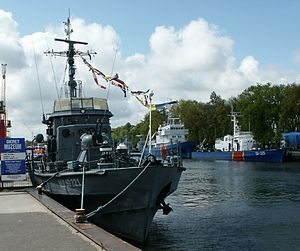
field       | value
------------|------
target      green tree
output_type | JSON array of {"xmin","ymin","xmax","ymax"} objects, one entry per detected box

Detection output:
[
  {"xmin": 171, "ymin": 94, "xmax": 231, "ymax": 147},
  {"xmin": 112, "ymin": 122, "xmax": 133, "ymax": 143},
  {"xmin": 236, "ymin": 83, "xmax": 285, "ymax": 146},
  {"xmin": 279, "ymin": 83, "xmax": 300, "ymax": 132},
  {"xmin": 139, "ymin": 110, "xmax": 165, "ymax": 138},
  {"xmin": 207, "ymin": 91, "xmax": 231, "ymax": 144},
  {"xmin": 172, "ymin": 100, "xmax": 202, "ymax": 141}
]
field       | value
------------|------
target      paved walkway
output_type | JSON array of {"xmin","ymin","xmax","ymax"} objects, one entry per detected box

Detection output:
[{"xmin": 0, "ymin": 191, "xmax": 139, "ymax": 251}]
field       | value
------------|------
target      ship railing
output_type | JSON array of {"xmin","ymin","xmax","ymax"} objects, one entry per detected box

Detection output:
[
  {"xmin": 84, "ymin": 159, "xmax": 114, "ymax": 170},
  {"xmin": 158, "ymin": 139, "xmax": 182, "ymax": 167}
]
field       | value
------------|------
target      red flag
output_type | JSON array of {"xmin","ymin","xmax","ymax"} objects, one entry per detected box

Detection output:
[{"xmin": 92, "ymin": 71, "xmax": 106, "ymax": 89}]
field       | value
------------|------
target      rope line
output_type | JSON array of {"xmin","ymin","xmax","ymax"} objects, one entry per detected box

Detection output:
[{"xmin": 86, "ymin": 162, "xmax": 151, "ymax": 218}]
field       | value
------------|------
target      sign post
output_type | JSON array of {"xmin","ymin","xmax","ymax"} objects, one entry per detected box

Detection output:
[{"xmin": 0, "ymin": 138, "xmax": 26, "ymax": 181}]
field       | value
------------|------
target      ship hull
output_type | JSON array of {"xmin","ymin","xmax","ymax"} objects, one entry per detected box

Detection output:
[
  {"xmin": 31, "ymin": 165, "xmax": 184, "ymax": 242},
  {"xmin": 191, "ymin": 151, "xmax": 233, "ymax": 161},
  {"xmin": 243, "ymin": 149, "xmax": 287, "ymax": 162},
  {"xmin": 145, "ymin": 141, "xmax": 196, "ymax": 159},
  {"xmin": 191, "ymin": 149, "xmax": 287, "ymax": 162},
  {"xmin": 286, "ymin": 150, "xmax": 300, "ymax": 161}
]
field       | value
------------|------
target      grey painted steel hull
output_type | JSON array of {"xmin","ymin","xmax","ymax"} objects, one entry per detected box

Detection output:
[{"xmin": 32, "ymin": 165, "xmax": 184, "ymax": 242}]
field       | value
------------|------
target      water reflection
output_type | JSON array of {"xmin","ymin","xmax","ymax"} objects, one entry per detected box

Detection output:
[{"xmin": 144, "ymin": 160, "xmax": 300, "ymax": 250}]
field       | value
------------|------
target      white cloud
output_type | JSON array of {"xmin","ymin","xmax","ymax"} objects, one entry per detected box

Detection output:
[
  {"xmin": 0, "ymin": 10, "xmax": 26, "ymax": 70},
  {"xmin": 1, "ymin": 10, "xmax": 299, "ymax": 140}
]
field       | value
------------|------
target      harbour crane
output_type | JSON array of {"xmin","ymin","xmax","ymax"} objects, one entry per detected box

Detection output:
[{"xmin": 1, "ymin": 64, "xmax": 11, "ymax": 138}]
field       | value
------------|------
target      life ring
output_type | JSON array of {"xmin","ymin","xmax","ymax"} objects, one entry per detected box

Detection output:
[
  {"xmin": 142, "ymin": 154, "xmax": 158, "ymax": 167},
  {"xmin": 147, "ymin": 154, "xmax": 156, "ymax": 163},
  {"xmin": 161, "ymin": 145, "xmax": 167, "ymax": 160}
]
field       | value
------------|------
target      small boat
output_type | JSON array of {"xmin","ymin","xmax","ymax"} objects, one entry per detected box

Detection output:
[
  {"xmin": 144, "ymin": 117, "xmax": 196, "ymax": 159},
  {"xmin": 192, "ymin": 111, "xmax": 286, "ymax": 162},
  {"xmin": 28, "ymin": 16, "xmax": 185, "ymax": 243}
]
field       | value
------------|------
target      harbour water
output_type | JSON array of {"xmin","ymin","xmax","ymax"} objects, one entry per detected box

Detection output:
[{"xmin": 143, "ymin": 159, "xmax": 300, "ymax": 250}]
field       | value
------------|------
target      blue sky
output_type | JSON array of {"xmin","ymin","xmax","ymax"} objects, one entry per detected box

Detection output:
[
  {"xmin": 2, "ymin": 0, "xmax": 300, "ymax": 69},
  {"xmin": 1, "ymin": 0, "xmax": 300, "ymax": 139}
]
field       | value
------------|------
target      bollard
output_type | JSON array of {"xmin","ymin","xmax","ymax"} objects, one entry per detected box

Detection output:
[
  {"xmin": 36, "ymin": 185, "xmax": 43, "ymax": 194},
  {"xmin": 74, "ymin": 208, "xmax": 87, "ymax": 223}
]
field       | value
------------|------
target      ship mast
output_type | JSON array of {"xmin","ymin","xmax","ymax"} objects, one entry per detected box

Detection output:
[
  {"xmin": 148, "ymin": 91, "xmax": 154, "ymax": 153},
  {"xmin": 45, "ymin": 16, "xmax": 96, "ymax": 99}
]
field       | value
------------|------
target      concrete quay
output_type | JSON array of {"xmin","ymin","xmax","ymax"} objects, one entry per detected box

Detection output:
[{"xmin": 0, "ymin": 189, "xmax": 140, "ymax": 251}]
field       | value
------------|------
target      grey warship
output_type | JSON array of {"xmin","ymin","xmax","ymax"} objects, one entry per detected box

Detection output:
[{"xmin": 29, "ymin": 17, "xmax": 185, "ymax": 243}]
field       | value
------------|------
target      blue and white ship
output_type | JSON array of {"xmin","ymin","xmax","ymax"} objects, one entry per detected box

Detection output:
[
  {"xmin": 192, "ymin": 112, "xmax": 286, "ymax": 162},
  {"xmin": 144, "ymin": 117, "xmax": 196, "ymax": 159}
]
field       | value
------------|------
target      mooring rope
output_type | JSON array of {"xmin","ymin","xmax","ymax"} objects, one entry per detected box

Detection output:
[{"xmin": 86, "ymin": 162, "xmax": 151, "ymax": 218}]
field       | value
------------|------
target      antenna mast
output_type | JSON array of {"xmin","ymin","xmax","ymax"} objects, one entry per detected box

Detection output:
[{"xmin": 44, "ymin": 16, "xmax": 96, "ymax": 98}]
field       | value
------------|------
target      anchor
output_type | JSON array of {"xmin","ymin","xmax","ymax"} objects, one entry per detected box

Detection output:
[{"xmin": 159, "ymin": 200, "xmax": 173, "ymax": 215}]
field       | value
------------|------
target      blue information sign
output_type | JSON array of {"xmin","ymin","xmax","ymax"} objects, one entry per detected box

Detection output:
[{"xmin": 0, "ymin": 138, "xmax": 26, "ymax": 181}]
